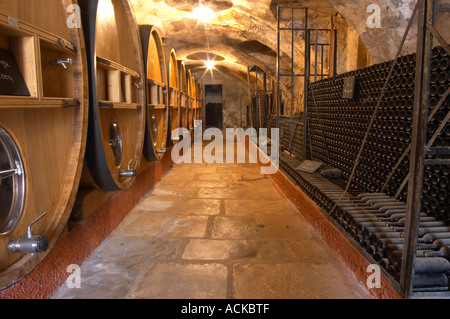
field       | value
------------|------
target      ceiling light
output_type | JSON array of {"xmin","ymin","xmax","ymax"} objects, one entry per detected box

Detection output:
[
  {"xmin": 192, "ymin": 4, "xmax": 215, "ymax": 23},
  {"xmin": 205, "ymin": 59, "xmax": 215, "ymax": 70}
]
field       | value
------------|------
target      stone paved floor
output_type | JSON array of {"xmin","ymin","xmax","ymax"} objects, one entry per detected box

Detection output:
[{"xmin": 52, "ymin": 138, "xmax": 368, "ymax": 299}]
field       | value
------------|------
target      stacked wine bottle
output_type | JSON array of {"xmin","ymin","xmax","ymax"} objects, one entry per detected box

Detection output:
[{"xmin": 278, "ymin": 46, "xmax": 450, "ymax": 293}]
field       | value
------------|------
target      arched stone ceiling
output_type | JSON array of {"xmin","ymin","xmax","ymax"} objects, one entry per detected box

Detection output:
[
  {"xmin": 130, "ymin": 0, "xmax": 442, "ymax": 85},
  {"xmin": 132, "ymin": 0, "xmax": 281, "ymax": 81}
]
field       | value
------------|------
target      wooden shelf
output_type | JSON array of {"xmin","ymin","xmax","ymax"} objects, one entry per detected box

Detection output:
[
  {"xmin": 96, "ymin": 56, "xmax": 142, "ymax": 106},
  {"xmin": 147, "ymin": 76, "xmax": 166, "ymax": 108},
  {"xmin": 0, "ymin": 13, "xmax": 75, "ymax": 52},
  {"xmin": 98, "ymin": 101, "xmax": 141, "ymax": 110},
  {"xmin": 0, "ymin": 13, "xmax": 77, "ymax": 103},
  {"xmin": 148, "ymin": 104, "xmax": 166, "ymax": 109},
  {"xmin": 96, "ymin": 56, "xmax": 140, "ymax": 79},
  {"xmin": 0, "ymin": 98, "xmax": 80, "ymax": 109},
  {"xmin": 40, "ymin": 39, "xmax": 76, "ymax": 99},
  {"xmin": 147, "ymin": 77, "xmax": 166, "ymax": 88}
]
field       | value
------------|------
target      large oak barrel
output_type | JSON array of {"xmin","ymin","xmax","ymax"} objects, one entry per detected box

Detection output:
[
  {"xmin": 196, "ymin": 81, "xmax": 203, "ymax": 124},
  {"xmin": 139, "ymin": 25, "xmax": 169, "ymax": 161},
  {"xmin": 186, "ymin": 69, "xmax": 194, "ymax": 132},
  {"xmin": 168, "ymin": 49, "xmax": 180, "ymax": 143},
  {"xmin": 78, "ymin": 0, "xmax": 145, "ymax": 192},
  {"xmin": 0, "ymin": 0, "xmax": 88, "ymax": 289},
  {"xmin": 191, "ymin": 75, "xmax": 198, "ymax": 129},
  {"xmin": 178, "ymin": 60, "xmax": 188, "ymax": 131}
]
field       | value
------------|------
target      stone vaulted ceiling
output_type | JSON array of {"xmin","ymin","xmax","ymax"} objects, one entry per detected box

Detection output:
[{"xmin": 130, "ymin": 0, "xmax": 438, "ymax": 84}]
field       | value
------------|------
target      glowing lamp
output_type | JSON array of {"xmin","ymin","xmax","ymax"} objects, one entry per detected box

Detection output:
[
  {"xmin": 205, "ymin": 59, "xmax": 215, "ymax": 70},
  {"xmin": 192, "ymin": 4, "xmax": 215, "ymax": 23}
]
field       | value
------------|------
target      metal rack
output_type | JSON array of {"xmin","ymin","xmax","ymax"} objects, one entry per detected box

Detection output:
[
  {"xmin": 305, "ymin": 0, "xmax": 450, "ymax": 297},
  {"xmin": 247, "ymin": 66, "xmax": 273, "ymax": 131},
  {"xmin": 309, "ymin": 26, "xmax": 337, "ymax": 82},
  {"xmin": 401, "ymin": 0, "xmax": 450, "ymax": 299},
  {"xmin": 276, "ymin": 6, "xmax": 336, "ymax": 157},
  {"xmin": 276, "ymin": 1, "xmax": 449, "ymax": 298}
]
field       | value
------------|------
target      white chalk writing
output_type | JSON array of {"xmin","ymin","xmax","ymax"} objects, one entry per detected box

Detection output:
[
  {"xmin": 0, "ymin": 60, "xmax": 11, "ymax": 70},
  {"xmin": 0, "ymin": 73, "xmax": 14, "ymax": 84}
]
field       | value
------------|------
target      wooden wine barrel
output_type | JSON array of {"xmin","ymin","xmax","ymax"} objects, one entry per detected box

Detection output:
[
  {"xmin": 196, "ymin": 82, "xmax": 203, "ymax": 123},
  {"xmin": 0, "ymin": 0, "xmax": 88, "ymax": 289},
  {"xmin": 191, "ymin": 76, "xmax": 198, "ymax": 129},
  {"xmin": 186, "ymin": 69, "xmax": 194, "ymax": 132},
  {"xmin": 177, "ymin": 60, "xmax": 188, "ymax": 132},
  {"xmin": 78, "ymin": 0, "xmax": 146, "ymax": 191},
  {"xmin": 168, "ymin": 49, "xmax": 180, "ymax": 143},
  {"xmin": 139, "ymin": 25, "xmax": 169, "ymax": 161}
]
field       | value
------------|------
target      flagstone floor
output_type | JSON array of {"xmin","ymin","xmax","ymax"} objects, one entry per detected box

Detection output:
[{"xmin": 52, "ymin": 138, "xmax": 369, "ymax": 299}]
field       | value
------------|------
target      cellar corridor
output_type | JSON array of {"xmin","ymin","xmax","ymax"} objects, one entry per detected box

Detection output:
[
  {"xmin": 51, "ymin": 139, "xmax": 368, "ymax": 299},
  {"xmin": 1, "ymin": 0, "xmax": 449, "ymax": 301}
]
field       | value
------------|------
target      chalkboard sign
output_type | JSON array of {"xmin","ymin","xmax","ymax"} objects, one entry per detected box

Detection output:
[
  {"xmin": 0, "ymin": 48, "xmax": 30, "ymax": 96},
  {"xmin": 342, "ymin": 76, "xmax": 356, "ymax": 99},
  {"xmin": 296, "ymin": 160, "xmax": 323, "ymax": 174}
]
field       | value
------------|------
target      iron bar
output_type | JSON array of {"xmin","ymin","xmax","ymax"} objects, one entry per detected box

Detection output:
[
  {"xmin": 400, "ymin": 0, "xmax": 432, "ymax": 298},
  {"xmin": 290, "ymin": 7, "xmax": 295, "ymax": 154},
  {"xmin": 247, "ymin": 66, "xmax": 254, "ymax": 129},
  {"xmin": 303, "ymin": 22, "xmax": 309, "ymax": 160},
  {"xmin": 276, "ymin": 6, "xmax": 281, "ymax": 128}
]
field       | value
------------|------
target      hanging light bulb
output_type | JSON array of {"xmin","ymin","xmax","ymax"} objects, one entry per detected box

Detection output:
[
  {"xmin": 205, "ymin": 59, "xmax": 215, "ymax": 70},
  {"xmin": 192, "ymin": 4, "xmax": 215, "ymax": 23}
]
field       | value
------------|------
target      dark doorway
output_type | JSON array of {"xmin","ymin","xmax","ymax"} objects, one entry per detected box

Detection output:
[{"xmin": 205, "ymin": 85, "xmax": 223, "ymax": 129}]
